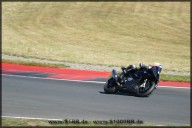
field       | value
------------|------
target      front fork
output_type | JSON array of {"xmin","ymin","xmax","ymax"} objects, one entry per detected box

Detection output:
[
  {"xmin": 140, "ymin": 79, "xmax": 158, "ymax": 89},
  {"xmin": 140, "ymin": 79, "xmax": 147, "ymax": 88}
]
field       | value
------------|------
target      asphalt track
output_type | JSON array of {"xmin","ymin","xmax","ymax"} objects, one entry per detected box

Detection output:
[{"xmin": 2, "ymin": 75, "xmax": 190, "ymax": 126}]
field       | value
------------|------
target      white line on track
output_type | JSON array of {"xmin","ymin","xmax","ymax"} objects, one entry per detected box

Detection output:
[
  {"xmin": 2, "ymin": 74, "xmax": 190, "ymax": 89},
  {"xmin": 2, "ymin": 115, "xmax": 63, "ymax": 121},
  {"xmin": 2, "ymin": 74, "xmax": 105, "ymax": 84}
]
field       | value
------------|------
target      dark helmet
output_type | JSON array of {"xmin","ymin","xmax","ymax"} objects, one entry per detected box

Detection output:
[{"xmin": 127, "ymin": 64, "xmax": 136, "ymax": 70}]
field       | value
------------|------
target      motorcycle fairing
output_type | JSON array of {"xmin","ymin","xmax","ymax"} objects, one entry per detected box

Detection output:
[{"xmin": 123, "ymin": 75, "xmax": 140, "ymax": 92}]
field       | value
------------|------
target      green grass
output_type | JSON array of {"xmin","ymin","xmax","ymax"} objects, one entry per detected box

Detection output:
[
  {"xmin": 160, "ymin": 74, "xmax": 190, "ymax": 82},
  {"xmin": 2, "ymin": 2, "xmax": 190, "ymax": 72},
  {"xmin": 2, "ymin": 117, "xmax": 159, "ymax": 127},
  {"xmin": 2, "ymin": 117, "xmax": 51, "ymax": 126},
  {"xmin": 2, "ymin": 59, "xmax": 69, "ymax": 68}
]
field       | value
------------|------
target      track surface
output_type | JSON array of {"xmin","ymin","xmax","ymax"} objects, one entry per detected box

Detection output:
[{"xmin": 2, "ymin": 75, "xmax": 190, "ymax": 126}]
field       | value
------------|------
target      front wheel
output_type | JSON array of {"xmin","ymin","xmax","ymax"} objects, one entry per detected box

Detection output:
[
  {"xmin": 136, "ymin": 80, "xmax": 156, "ymax": 97},
  {"xmin": 104, "ymin": 78, "xmax": 118, "ymax": 94}
]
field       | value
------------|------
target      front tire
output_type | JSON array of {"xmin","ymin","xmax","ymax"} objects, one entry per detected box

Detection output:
[
  {"xmin": 104, "ymin": 78, "xmax": 118, "ymax": 94},
  {"xmin": 136, "ymin": 80, "xmax": 156, "ymax": 97}
]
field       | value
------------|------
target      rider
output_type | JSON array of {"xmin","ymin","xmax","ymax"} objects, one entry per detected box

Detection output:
[
  {"xmin": 118, "ymin": 64, "xmax": 137, "ymax": 84},
  {"xmin": 121, "ymin": 64, "xmax": 137, "ymax": 76},
  {"xmin": 119, "ymin": 63, "xmax": 148, "ymax": 83}
]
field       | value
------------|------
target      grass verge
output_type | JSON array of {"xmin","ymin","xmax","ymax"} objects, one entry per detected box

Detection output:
[
  {"xmin": 160, "ymin": 74, "xmax": 190, "ymax": 82},
  {"xmin": 2, "ymin": 59, "xmax": 69, "ymax": 68},
  {"xmin": 2, "ymin": 117, "xmax": 157, "ymax": 127}
]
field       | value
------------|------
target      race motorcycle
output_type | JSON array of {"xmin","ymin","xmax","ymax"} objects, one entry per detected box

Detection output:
[{"xmin": 104, "ymin": 63, "xmax": 162, "ymax": 97}]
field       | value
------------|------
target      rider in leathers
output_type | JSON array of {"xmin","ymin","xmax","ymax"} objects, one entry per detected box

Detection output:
[{"xmin": 118, "ymin": 63, "xmax": 148, "ymax": 85}]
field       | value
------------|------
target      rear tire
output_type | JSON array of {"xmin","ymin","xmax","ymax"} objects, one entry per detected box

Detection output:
[
  {"xmin": 104, "ymin": 78, "xmax": 118, "ymax": 94},
  {"xmin": 136, "ymin": 80, "xmax": 156, "ymax": 97}
]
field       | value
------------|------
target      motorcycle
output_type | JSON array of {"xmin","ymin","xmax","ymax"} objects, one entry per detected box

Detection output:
[{"xmin": 104, "ymin": 63, "xmax": 162, "ymax": 97}]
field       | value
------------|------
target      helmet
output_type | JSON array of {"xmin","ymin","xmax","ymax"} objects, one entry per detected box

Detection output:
[
  {"xmin": 132, "ymin": 64, "xmax": 136, "ymax": 69},
  {"xmin": 153, "ymin": 62, "xmax": 162, "ymax": 73},
  {"xmin": 153, "ymin": 62, "xmax": 162, "ymax": 68},
  {"xmin": 127, "ymin": 64, "xmax": 136, "ymax": 71}
]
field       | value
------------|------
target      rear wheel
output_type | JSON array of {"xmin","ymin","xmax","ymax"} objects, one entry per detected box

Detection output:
[
  {"xmin": 136, "ymin": 80, "xmax": 156, "ymax": 97},
  {"xmin": 104, "ymin": 78, "xmax": 118, "ymax": 94}
]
